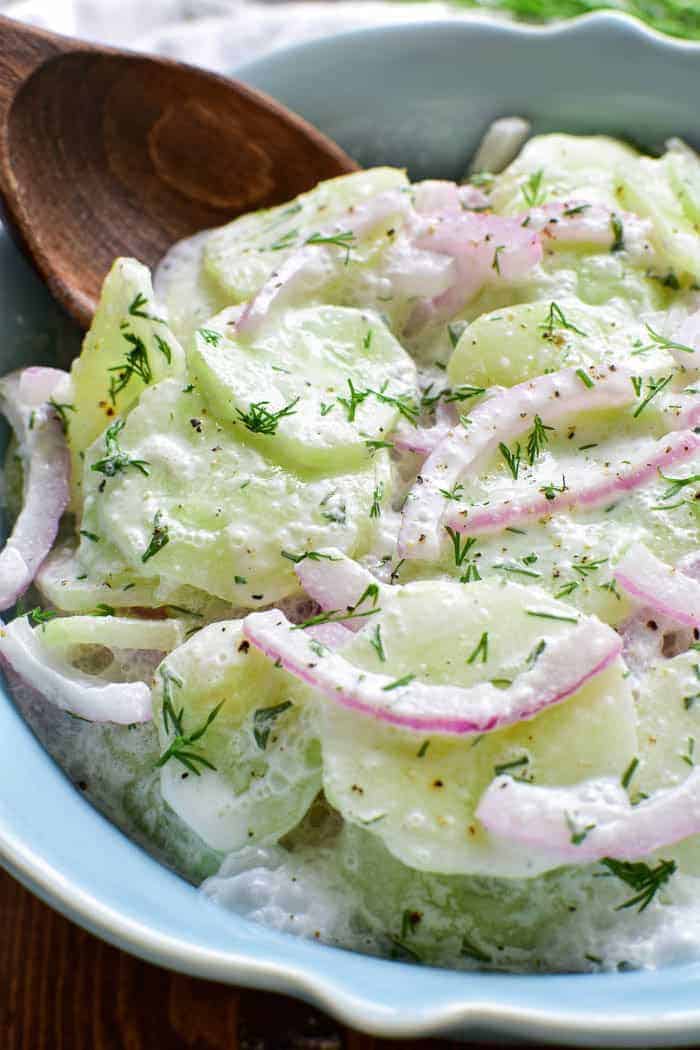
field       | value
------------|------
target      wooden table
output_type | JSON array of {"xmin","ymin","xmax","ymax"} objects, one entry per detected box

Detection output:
[{"xmin": 1, "ymin": 867, "xmax": 570, "ymax": 1050}]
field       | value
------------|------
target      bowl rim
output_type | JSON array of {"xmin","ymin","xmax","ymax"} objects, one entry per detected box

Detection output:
[{"xmin": 4, "ymin": 9, "xmax": 700, "ymax": 1045}]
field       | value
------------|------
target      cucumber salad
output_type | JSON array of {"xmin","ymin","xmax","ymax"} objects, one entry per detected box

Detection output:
[{"xmin": 6, "ymin": 125, "xmax": 700, "ymax": 972}]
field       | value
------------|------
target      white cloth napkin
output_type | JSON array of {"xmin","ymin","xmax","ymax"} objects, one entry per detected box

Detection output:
[{"xmin": 1, "ymin": 0, "xmax": 494, "ymax": 72}]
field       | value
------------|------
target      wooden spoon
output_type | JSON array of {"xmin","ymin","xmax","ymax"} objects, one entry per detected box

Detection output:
[{"xmin": 0, "ymin": 16, "xmax": 357, "ymax": 328}]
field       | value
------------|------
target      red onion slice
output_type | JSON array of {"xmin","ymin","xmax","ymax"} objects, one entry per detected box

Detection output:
[
  {"xmin": 523, "ymin": 202, "xmax": 647, "ymax": 248},
  {"xmin": 477, "ymin": 770, "xmax": 700, "ymax": 864},
  {"xmin": 294, "ymin": 550, "xmax": 382, "ymax": 631},
  {"xmin": 0, "ymin": 616, "xmax": 151, "ymax": 724},
  {"xmin": 408, "ymin": 212, "xmax": 542, "ymax": 330},
  {"xmin": 399, "ymin": 366, "xmax": 635, "ymax": 560},
  {"xmin": 672, "ymin": 310, "xmax": 700, "ymax": 369},
  {"xmin": 242, "ymin": 609, "xmax": 621, "ymax": 736},
  {"xmin": 445, "ymin": 429, "xmax": 700, "ymax": 538},
  {"xmin": 0, "ymin": 368, "xmax": 71, "ymax": 610},
  {"xmin": 614, "ymin": 543, "xmax": 700, "ymax": 627},
  {"xmin": 393, "ymin": 402, "xmax": 459, "ymax": 456},
  {"xmin": 236, "ymin": 190, "xmax": 410, "ymax": 337},
  {"xmin": 304, "ymin": 622, "xmax": 353, "ymax": 650}
]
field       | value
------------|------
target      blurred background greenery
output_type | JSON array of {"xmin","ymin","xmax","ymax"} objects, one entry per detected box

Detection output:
[{"xmin": 450, "ymin": 0, "xmax": 699, "ymax": 39}]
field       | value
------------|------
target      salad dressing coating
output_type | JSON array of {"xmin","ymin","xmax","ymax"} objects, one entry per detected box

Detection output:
[{"xmin": 5, "ymin": 131, "xmax": 700, "ymax": 971}]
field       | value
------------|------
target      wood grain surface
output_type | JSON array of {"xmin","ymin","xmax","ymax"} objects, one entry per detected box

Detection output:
[
  {"xmin": 0, "ymin": 15, "xmax": 356, "ymax": 328},
  {"xmin": 0, "ymin": 866, "xmax": 577, "ymax": 1050}
]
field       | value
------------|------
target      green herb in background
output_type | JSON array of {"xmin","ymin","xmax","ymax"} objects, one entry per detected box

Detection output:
[{"xmin": 404, "ymin": 0, "xmax": 700, "ymax": 42}]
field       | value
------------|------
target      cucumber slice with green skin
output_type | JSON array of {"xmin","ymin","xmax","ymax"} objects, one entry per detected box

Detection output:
[
  {"xmin": 666, "ymin": 149, "xmax": 700, "ymax": 227},
  {"xmin": 35, "ymin": 540, "xmax": 234, "ymax": 618},
  {"xmin": 490, "ymin": 134, "xmax": 639, "ymax": 215},
  {"xmin": 190, "ymin": 305, "xmax": 417, "ymax": 473},
  {"xmin": 68, "ymin": 259, "xmax": 185, "ymax": 506},
  {"xmin": 203, "ymin": 168, "xmax": 408, "ymax": 304},
  {"xmin": 447, "ymin": 299, "xmax": 671, "ymax": 390},
  {"xmin": 634, "ymin": 650, "xmax": 700, "ymax": 873},
  {"xmin": 333, "ymin": 822, "xmax": 630, "ymax": 970},
  {"xmin": 79, "ymin": 378, "xmax": 391, "ymax": 607},
  {"xmin": 153, "ymin": 621, "xmax": 321, "ymax": 850},
  {"xmin": 619, "ymin": 156, "xmax": 700, "ymax": 284},
  {"xmin": 320, "ymin": 577, "xmax": 636, "ymax": 877},
  {"xmin": 40, "ymin": 615, "xmax": 186, "ymax": 655}
]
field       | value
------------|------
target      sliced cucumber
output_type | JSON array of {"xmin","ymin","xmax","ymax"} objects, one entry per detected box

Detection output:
[
  {"xmin": 447, "ymin": 299, "xmax": 666, "ymax": 390},
  {"xmin": 40, "ymin": 615, "xmax": 186, "ymax": 655},
  {"xmin": 78, "ymin": 378, "xmax": 391, "ymax": 606},
  {"xmin": 68, "ymin": 259, "xmax": 185, "ymax": 505},
  {"xmin": 634, "ymin": 650, "xmax": 700, "ymax": 873},
  {"xmin": 203, "ymin": 168, "xmax": 408, "ymax": 303},
  {"xmin": 410, "ymin": 414, "xmax": 700, "ymax": 626},
  {"xmin": 320, "ymin": 577, "xmax": 636, "ymax": 876},
  {"xmin": 153, "ymin": 621, "xmax": 321, "ymax": 850},
  {"xmin": 619, "ymin": 156, "xmax": 700, "ymax": 283},
  {"xmin": 491, "ymin": 134, "xmax": 638, "ymax": 215},
  {"xmin": 190, "ymin": 305, "xmax": 417, "ymax": 472}
]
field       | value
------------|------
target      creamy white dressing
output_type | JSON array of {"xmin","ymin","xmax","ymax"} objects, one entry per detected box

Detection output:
[{"xmin": 6, "ymin": 129, "xmax": 700, "ymax": 972}]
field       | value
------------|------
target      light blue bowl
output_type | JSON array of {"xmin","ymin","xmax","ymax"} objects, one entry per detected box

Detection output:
[{"xmin": 3, "ymin": 12, "xmax": 700, "ymax": 1045}]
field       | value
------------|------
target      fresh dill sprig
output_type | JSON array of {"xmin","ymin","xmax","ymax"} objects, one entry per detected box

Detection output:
[
  {"xmin": 632, "ymin": 374, "xmax": 673, "ymax": 418},
  {"xmin": 369, "ymin": 624, "xmax": 386, "ymax": 662},
  {"xmin": 305, "ymin": 230, "xmax": 356, "ymax": 264},
  {"xmin": 572, "ymin": 557, "xmax": 607, "ymax": 577},
  {"xmin": 198, "ymin": 328, "xmax": 222, "ymax": 347},
  {"xmin": 499, "ymin": 441, "xmax": 521, "ymax": 480},
  {"xmin": 443, "ymin": 384, "xmax": 486, "ymax": 403},
  {"xmin": 566, "ymin": 812, "xmax": 597, "ymax": 846},
  {"xmin": 526, "ymin": 608, "xmax": 579, "ymax": 624},
  {"xmin": 236, "ymin": 397, "xmax": 300, "ymax": 435},
  {"xmin": 337, "ymin": 379, "xmax": 370, "ymax": 422},
  {"xmin": 28, "ymin": 607, "xmax": 58, "ymax": 626},
  {"xmin": 445, "ymin": 527, "xmax": 477, "ymax": 567},
  {"xmin": 369, "ymin": 385, "xmax": 420, "ymax": 425},
  {"xmin": 599, "ymin": 857, "xmax": 677, "ymax": 913},
  {"xmin": 370, "ymin": 482, "xmax": 384, "ymax": 519},
  {"xmin": 141, "ymin": 511, "xmax": 169, "ymax": 563},
  {"xmin": 540, "ymin": 476, "xmax": 568, "ymax": 501},
  {"xmin": 467, "ymin": 631, "xmax": 489, "ymax": 664},
  {"xmin": 280, "ymin": 550, "xmax": 340, "ymax": 564},
  {"xmin": 253, "ymin": 700, "xmax": 294, "ymax": 750},
  {"xmin": 527, "ymin": 415, "xmax": 554, "ymax": 465},
  {"xmin": 382, "ymin": 673, "xmax": 416, "ymax": 691},
  {"xmin": 494, "ymin": 755, "xmax": 529, "ymax": 776},
  {"xmin": 526, "ymin": 639, "xmax": 546, "ymax": 668},
  {"xmin": 554, "ymin": 580, "xmax": 579, "ymax": 599},
  {"xmin": 538, "ymin": 302, "xmax": 587, "ymax": 339},
  {"xmin": 155, "ymin": 698, "xmax": 225, "ymax": 775},
  {"xmin": 621, "ymin": 756, "xmax": 639, "ymax": 790},
  {"xmin": 657, "ymin": 469, "xmax": 700, "ymax": 501},
  {"xmin": 91, "ymin": 418, "xmax": 150, "ymax": 479},
  {"xmin": 128, "ymin": 292, "xmax": 166, "ymax": 324},
  {"xmin": 48, "ymin": 399, "xmax": 76, "ymax": 435},
  {"xmin": 521, "ymin": 169, "xmax": 546, "ymax": 207},
  {"xmin": 642, "ymin": 324, "xmax": 695, "ymax": 356},
  {"xmin": 159, "ymin": 665, "xmax": 184, "ymax": 736},
  {"xmin": 610, "ymin": 214, "xmax": 625, "ymax": 253},
  {"xmin": 439, "ymin": 482, "xmax": 465, "ymax": 501},
  {"xmin": 108, "ymin": 333, "xmax": 153, "ymax": 403}
]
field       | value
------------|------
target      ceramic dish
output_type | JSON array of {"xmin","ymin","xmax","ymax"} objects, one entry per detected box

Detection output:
[{"xmin": 4, "ymin": 12, "xmax": 700, "ymax": 1045}]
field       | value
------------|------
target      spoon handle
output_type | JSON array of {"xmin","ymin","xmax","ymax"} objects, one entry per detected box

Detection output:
[{"xmin": 0, "ymin": 17, "xmax": 85, "ymax": 127}]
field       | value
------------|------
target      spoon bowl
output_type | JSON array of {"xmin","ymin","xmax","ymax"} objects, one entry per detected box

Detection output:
[{"xmin": 0, "ymin": 16, "xmax": 357, "ymax": 328}]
